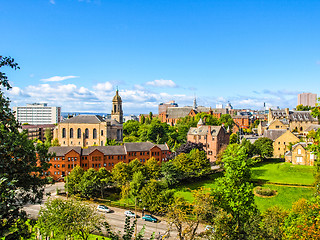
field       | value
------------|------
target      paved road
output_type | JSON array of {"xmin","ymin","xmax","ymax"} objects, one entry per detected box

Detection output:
[{"xmin": 23, "ymin": 183, "xmax": 186, "ymax": 239}]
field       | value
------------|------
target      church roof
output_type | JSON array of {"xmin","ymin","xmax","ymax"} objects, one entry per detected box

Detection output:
[{"xmin": 61, "ymin": 115, "xmax": 105, "ymax": 124}]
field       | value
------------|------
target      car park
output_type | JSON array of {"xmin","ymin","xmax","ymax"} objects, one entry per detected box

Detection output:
[
  {"xmin": 97, "ymin": 205, "xmax": 111, "ymax": 213},
  {"xmin": 142, "ymin": 214, "xmax": 158, "ymax": 223}
]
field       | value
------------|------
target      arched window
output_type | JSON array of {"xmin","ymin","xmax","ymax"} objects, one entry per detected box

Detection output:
[
  {"xmin": 77, "ymin": 128, "xmax": 81, "ymax": 139},
  {"xmin": 70, "ymin": 128, "xmax": 74, "ymax": 138},
  {"xmin": 93, "ymin": 128, "xmax": 97, "ymax": 139},
  {"xmin": 62, "ymin": 128, "xmax": 66, "ymax": 138},
  {"xmin": 85, "ymin": 128, "xmax": 89, "ymax": 139}
]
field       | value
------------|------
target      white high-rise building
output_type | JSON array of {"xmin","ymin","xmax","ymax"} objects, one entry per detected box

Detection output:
[
  {"xmin": 297, "ymin": 93, "xmax": 317, "ymax": 107},
  {"xmin": 12, "ymin": 103, "xmax": 61, "ymax": 124}
]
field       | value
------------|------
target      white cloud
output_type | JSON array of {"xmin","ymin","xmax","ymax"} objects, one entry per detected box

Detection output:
[
  {"xmin": 9, "ymin": 87, "xmax": 24, "ymax": 96},
  {"xmin": 40, "ymin": 75, "xmax": 79, "ymax": 82},
  {"xmin": 146, "ymin": 79, "xmax": 177, "ymax": 88},
  {"xmin": 50, "ymin": 0, "xmax": 55, "ymax": 4},
  {"xmin": 93, "ymin": 82, "xmax": 113, "ymax": 91}
]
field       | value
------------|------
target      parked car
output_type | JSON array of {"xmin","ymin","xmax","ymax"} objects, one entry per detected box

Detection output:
[
  {"xmin": 124, "ymin": 210, "xmax": 137, "ymax": 218},
  {"xmin": 97, "ymin": 205, "xmax": 111, "ymax": 213},
  {"xmin": 142, "ymin": 214, "xmax": 158, "ymax": 223}
]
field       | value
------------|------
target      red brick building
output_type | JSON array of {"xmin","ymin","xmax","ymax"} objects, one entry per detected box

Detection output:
[
  {"xmin": 46, "ymin": 142, "xmax": 170, "ymax": 180},
  {"xmin": 187, "ymin": 119, "xmax": 230, "ymax": 162}
]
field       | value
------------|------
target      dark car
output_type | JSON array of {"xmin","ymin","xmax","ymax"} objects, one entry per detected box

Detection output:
[{"xmin": 142, "ymin": 214, "xmax": 158, "ymax": 223}]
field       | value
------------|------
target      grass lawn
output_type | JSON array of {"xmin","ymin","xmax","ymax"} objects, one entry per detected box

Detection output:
[
  {"xmin": 174, "ymin": 161, "xmax": 315, "ymax": 212},
  {"xmin": 251, "ymin": 159, "xmax": 315, "ymax": 186},
  {"xmin": 254, "ymin": 184, "xmax": 315, "ymax": 212}
]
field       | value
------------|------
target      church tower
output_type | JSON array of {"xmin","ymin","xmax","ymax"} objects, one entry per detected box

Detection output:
[{"xmin": 111, "ymin": 89, "xmax": 123, "ymax": 123}]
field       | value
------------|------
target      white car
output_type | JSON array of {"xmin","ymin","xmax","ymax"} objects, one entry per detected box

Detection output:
[
  {"xmin": 97, "ymin": 205, "xmax": 111, "ymax": 213},
  {"xmin": 124, "ymin": 210, "xmax": 136, "ymax": 218}
]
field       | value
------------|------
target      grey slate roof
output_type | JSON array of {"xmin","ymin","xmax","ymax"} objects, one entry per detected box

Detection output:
[
  {"xmin": 188, "ymin": 125, "xmax": 223, "ymax": 137},
  {"xmin": 289, "ymin": 111, "xmax": 317, "ymax": 122},
  {"xmin": 48, "ymin": 146, "xmax": 82, "ymax": 156},
  {"xmin": 263, "ymin": 129, "xmax": 287, "ymax": 141},
  {"xmin": 166, "ymin": 106, "xmax": 211, "ymax": 119},
  {"xmin": 49, "ymin": 142, "xmax": 169, "ymax": 157},
  {"xmin": 304, "ymin": 124, "xmax": 320, "ymax": 132},
  {"xmin": 61, "ymin": 115, "xmax": 105, "ymax": 124},
  {"xmin": 167, "ymin": 107, "xmax": 193, "ymax": 119},
  {"xmin": 270, "ymin": 109, "xmax": 318, "ymax": 122},
  {"xmin": 82, "ymin": 146, "xmax": 126, "ymax": 155},
  {"xmin": 292, "ymin": 142, "xmax": 308, "ymax": 151},
  {"xmin": 124, "ymin": 142, "xmax": 168, "ymax": 152}
]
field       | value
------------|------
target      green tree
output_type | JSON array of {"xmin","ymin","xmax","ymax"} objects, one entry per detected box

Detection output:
[
  {"xmin": 128, "ymin": 159, "xmax": 146, "ymax": 177},
  {"xmin": 65, "ymin": 166, "xmax": 84, "ymax": 195},
  {"xmin": 129, "ymin": 171, "xmax": 145, "ymax": 199},
  {"xmin": 123, "ymin": 120, "xmax": 141, "ymax": 137},
  {"xmin": 37, "ymin": 198, "xmax": 104, "ymax": 240},
  {"xmin": 97, "ymin": 167, "xmax": 112, "ymax": 198},
  {"xmin": 229, "ymin": 132, "xmax": 238, "ymax": 144},
  {"xmin": 145, "ymin": 157, "xmax": 161, "ymax": 179},
  {"xmin": 139, "ymin": 180, "xmax": 174, "ymax": 213},
  {"xmin": 254, "ymin": 137, "xmax": 273, "ymax": 159},
  {"xmin": 219, "ymin": 114, "xmax": 235, "ymax": 129},
  {"xmin": 52, "ymin": 138, "xmax": 60, "ymax": 146},
  {"xmin": 44, "ymin": 128, "xmax": 53, "ymax": 146},
  {"xmin": 241, "ymin": 138, "xmax": 256, "ymax": 158},
  {"xmin": 212, "ymin": 144, "xmax": 259, "ymax": 239},
  {"xmin": 161, "ymin": 161, "xmax": 182, "ymax": 186},
  {"xmin": 112, "ymin": 162, "xmax": 131, "ymax": 186},
  {"xmin": 78, "ymin": 168, "xmax": 99, "ymax": 198},
  {"xmin": 0, "ymin": 56, "xmax": 51, "ymax": 237},
  {"xmin": 296, "ymin": 104, "xmax": 312, "ymax": 111}
]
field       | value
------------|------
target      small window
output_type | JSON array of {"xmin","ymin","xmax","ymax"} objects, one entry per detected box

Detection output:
[{"xmin": 298, "ymin": 149, "xmax": 301, "ymax": 154}]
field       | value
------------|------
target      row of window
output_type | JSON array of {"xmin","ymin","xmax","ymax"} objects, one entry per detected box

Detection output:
[{"xmin": 62, "ymin": 128, "xmax": 102, "ymax": 139}]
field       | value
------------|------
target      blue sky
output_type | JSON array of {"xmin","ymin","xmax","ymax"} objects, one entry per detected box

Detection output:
[{"xmin": 1, "ymin": 0, "xmax": 320, "ymax": 114}]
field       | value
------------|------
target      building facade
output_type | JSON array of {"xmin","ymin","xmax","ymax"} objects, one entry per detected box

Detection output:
[
  {"xmin": 187, "ymin": 119, "xmax": 230, "ymax": 162},
  {"xmin": 273, "ymin": 130, "xmax": 300, "ymax": 158},
  {"xmin": 268, "ymin": 108, "xmax": 318, "ymax": 133},
  {"xmin": 285, "ymin": 142, "xmax": 315, "ymax": 166},
  {"xmin": 53, "ymin": 90, "xmax": 124, "ymax": 147},
  {"xmin": 20, "ymin": 124, "xmax": 56, "ymax": 141},
  {"xmin": 13, "ymin": 103, "xmax": 61, "ymax": 124},
  {"xmin": 46, "ymin": 142, "xmax": 170, "ymax": 180},
  {"xmin": 53, "ymin": 115, "xmax": 123, "ymax": 147},
  {"xmin": 298, "ymin": 93, "xmax": 317, "ymax": 107}
]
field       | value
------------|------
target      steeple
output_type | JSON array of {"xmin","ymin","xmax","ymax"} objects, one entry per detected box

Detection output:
[
  {"xmin": 193, "ymin": 96, "xmax": 197, "ymax": 110},
  {"xmin": 111, "ymin": 89, "xmax": 123, "ymax": 124}
]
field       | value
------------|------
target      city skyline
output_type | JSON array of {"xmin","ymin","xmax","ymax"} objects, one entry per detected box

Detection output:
[{"xmin": 1, "ymin": 0, "xmax": 320, "ymax": 114}]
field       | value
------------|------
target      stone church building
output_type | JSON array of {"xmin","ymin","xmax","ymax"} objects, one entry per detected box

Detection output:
[{"xmin": 54, "ymin": 90, "xmax": 123, "ymax": 147}]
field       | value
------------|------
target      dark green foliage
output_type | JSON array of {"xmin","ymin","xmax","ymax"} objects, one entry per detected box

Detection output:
[
  {"xmin": 37, "ymin": 198, "xmax": 103, "ymax": 240},
  {"xmin": 0, "ymin": 56, "xmax": 51, "ymax": 237},
  {"xmin": 253, "ymin": 137, "xmax": 273, "ymax": 159},
  {"xmin": 212, "ymin": 144, "xmax": 259, "ymax": 239},
  {"xmin": 241, "ymin": 138, "xmax": 256, "ymax": 158},
  {"xmin": 296, "ymin": 104, "xmax": 312, "ymax": 111}
]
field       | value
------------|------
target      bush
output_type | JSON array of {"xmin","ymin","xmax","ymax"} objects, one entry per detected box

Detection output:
[{"xmin": 255, "ymin": 186, "xmax": 276, "ymax": 196}]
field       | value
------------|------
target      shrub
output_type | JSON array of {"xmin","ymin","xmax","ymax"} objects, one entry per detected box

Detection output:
[{"xmin": 255, "ymin": 186, "xmax": 276, "ymax": 196}]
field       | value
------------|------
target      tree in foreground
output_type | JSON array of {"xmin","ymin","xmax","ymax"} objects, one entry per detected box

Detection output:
[
  {"xmin": 0, "ymin": 56, "xmax": 51, "ymax": 238},
  {"xmin": 37, "ymin": 198, "xmax": 104, "ymax": 240},
  {"xmin": 212, "ymin": 144, "xmax": 259, "ymax": 239}
]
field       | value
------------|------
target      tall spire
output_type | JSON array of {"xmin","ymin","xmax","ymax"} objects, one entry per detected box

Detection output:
[{"xmin": 193, "ymin": 96, "xmax": 197, "ymax": 110}]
